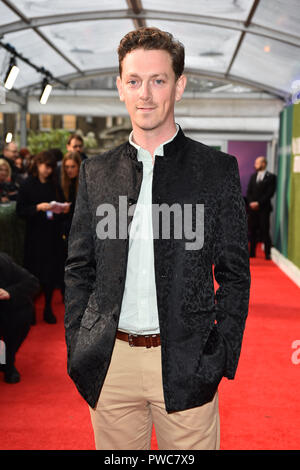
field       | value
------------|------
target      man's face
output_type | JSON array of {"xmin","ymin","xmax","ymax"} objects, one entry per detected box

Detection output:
[
  {"xmin": 254, "ymin": 157, "xmax": 266, "ymax": 171},
  {"xmin": 4, "ymin": 143, "xmax": 18, "ymax": 161},
  {"xmin": 67, "ymin": 138, "xmax": 83, "ymax": 153},
  {"xmin": 117, "ymin": 48, "xmax": 186, "ymax": 136}
]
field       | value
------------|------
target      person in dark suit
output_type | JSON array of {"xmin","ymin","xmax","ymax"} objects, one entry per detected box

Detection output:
[
  {"xmin": 246, "ymin": 156, "xmax": 277, "ymax": 260},
  {"xmin": 64, "ymin": 27, "xmax": 250, "ymax": 450},
  {"xmin": 0, "ymin": 253, "xmax": 39, "ymax": 383}
]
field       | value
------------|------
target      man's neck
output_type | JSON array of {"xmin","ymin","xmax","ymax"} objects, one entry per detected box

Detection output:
[{"xmin": 131, "ymin": 122, "xmax": 177, "ymax": 156}]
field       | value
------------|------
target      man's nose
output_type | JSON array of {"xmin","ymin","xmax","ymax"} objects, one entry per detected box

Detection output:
[{"xmin": 139, "ymin": 81, "xmax": 151, "ymax": 100}]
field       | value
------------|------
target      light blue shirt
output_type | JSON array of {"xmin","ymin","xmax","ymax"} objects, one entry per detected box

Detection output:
[{"xmin": 118, "ymin": 125, "xmax": 179, "ymax": 335}]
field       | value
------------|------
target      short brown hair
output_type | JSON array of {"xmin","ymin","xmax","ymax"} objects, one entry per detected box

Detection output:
[
  {"xmin": 67, "ymin": 133, "xmax": 84, "ymax": 145},
  {"xmin": 118, "ymin": 27, "xmax": 185, "ymax": 80}
]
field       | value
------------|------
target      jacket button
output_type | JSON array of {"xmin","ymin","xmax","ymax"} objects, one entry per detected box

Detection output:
[
  {"xmin": 128, "ymin": 198, "xmax": 136, "ymax": 206},
  {"xmin": 118, "ymin": 276, "xmax": 123, "ymax": 283}
]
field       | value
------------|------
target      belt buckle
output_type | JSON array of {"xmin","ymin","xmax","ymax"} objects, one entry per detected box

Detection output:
[
  {"xmin": 144, "ymin": 335, "xmax": 151, "ymax": 349},
  {"xmin": 128, "ymin": 334, "xmax": 137, "ymax": 347},
  {"xmin": 151, "ymin": 334, "xmax": 159, "ymax": 347}
]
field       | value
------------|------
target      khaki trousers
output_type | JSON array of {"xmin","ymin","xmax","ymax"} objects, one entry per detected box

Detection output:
[{"xmin": 89, "ymin": 338, "xmax": 220, "ymax": 450}]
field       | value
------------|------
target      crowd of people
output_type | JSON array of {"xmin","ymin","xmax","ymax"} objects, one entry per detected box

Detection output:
[{"xmin": 0, "ymin": 134, "xmax": 87, "ymax": 383}]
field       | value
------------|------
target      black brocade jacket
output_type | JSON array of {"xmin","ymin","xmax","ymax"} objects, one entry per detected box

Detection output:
[{"xmin": 64, "ymin": 127, "xmax": 251, "ymax": 412}]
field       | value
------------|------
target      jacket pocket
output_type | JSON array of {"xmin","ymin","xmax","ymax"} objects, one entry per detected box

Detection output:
[
  {"xmin": 200, "ymin": 325, "xmax": 227, "ymax": 378},
  {"xmin": 80, "ymin": 306, "xmax": 101, "ymax": 330}
]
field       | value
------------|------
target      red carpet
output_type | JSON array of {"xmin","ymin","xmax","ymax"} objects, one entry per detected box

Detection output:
[{"xmin": 0, "ymin": 246, "xmax": 300, "ymax": 450}]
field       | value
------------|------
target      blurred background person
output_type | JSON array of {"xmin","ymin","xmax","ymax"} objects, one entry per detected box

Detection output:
[
  {"xmin": 0, "ymin": 142, "xmax": 20, "ymax": 183},
  {"xmin": 59, "ymin": 151, "xmax": 81, "ymax": 298},
  {"xmin": 0, "ymin": 252, "xmax": 39, "ymax": 383},
  {"xmin": 0, "ymin": 158, "xmax": 19, "ymax": 202},
  {"xmin": 66, "ymin": 133, "xmax": 87, "ymax": 161},
  {"xmin": 14, "ymin": 154, "xmax": 28, "ymax": 182},
  {"xmin": 16, "ymin": 151, "xmax": 68, "ymax": 324},
  {"xmin": 19, "ymin": 147, "xmax": 33, "ymax": 178},
  {"xmin": 247, "ymin": 156, "xmax": 277, "ymax": 260},
  {"xmin": 49, "ymin": 147, "xmax": 64, "ymax": 181},
  {"xmin": 60, "ymin": 151, "xmax": 81, "ymax": 238}
]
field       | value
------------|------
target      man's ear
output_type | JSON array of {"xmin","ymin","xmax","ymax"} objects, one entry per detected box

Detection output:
[
  {"xmin": 116, "ymin": 76, "xmax": 124, "ymax": 102},
  {"xmin": 175, "ymin": 74, "xmax": 187, "ymax": 102}
]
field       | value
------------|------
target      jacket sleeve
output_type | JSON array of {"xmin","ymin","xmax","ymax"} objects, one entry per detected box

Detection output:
[
  {"xmin": 0, "ymin": 253, "xmax": 40, "ymax": 306},
  {"xmin": 64, "ymin": 160, "xmax": 96, "ymax": 361},
  {"xmin": 213, "ymin": 156, "xmax": 251, "ymax": 379},
  {"xmin": 257, "ymin": 174, "xmax": 277, "ymax": 207}
]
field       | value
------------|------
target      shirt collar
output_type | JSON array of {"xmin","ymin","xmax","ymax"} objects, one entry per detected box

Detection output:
[{"xmin": 129, "ymin": 124, "xmax": 179, "ymax": 161}]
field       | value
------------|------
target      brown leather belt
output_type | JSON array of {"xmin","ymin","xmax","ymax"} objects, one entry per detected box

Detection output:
[{"xmin": 116, "ymin": 330, "xmax": 161, "ymax": 348}]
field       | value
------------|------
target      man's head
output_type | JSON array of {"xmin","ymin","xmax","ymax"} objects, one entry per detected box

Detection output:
[
  {"xmin": 116, "ymin": 27, "xmax": 186, "ymax": 137},
  {"xmin": 67, "ymin": 134, "xmax": 84, "ymax": 154},
  {"xmin": 118, "ymin": 27, "xmax": 185, "ymax": 81},
  {"xmin": 3, "ymin": 142, "xmax": 18, "ymax": 161},
  {"xmin": 254, "ymin": 156, "xmax": 267, "ymax": 171}
]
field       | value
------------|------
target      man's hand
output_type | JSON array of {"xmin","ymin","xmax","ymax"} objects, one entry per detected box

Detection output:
[
  {"xmin": 0, "ymin": 288, "xmax": 10, "ymax": 300},
  {"xmin": 249, "ymin": 201, "xmax": 259, "ymax": 210}
]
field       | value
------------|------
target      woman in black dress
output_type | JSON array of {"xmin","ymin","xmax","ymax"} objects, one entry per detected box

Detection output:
[
  {"xmin": 16, "ymin": 151, "xmax": 68, "ymax": 324},
  {"xmin": 60, "ymin": 151, "xmax": 81, "ymax": 237},
  {"xmin": 59, "ymin": 151, "xmax": 82, "ymax": 299}
]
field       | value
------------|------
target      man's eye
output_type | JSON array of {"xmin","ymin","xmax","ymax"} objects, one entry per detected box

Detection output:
[
  {"xmin": 128, "ymin": 80, "xmax": 137, "ymax": 86},
  {"xmin": 155, "ymin": 79, "xmax": 164, "ymax": 85}
]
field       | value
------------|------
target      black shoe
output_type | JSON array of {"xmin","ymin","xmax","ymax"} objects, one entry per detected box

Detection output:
[
  {"xmin": 4, "ymin": 366, "xmax": 20, "ymax": 384},
  {"xmin": 43, "ymin": 307, "xmax": 57, "ymax": 324},
  {"xmin": 265, "ymin": 254, "xmax": 271, "ymax": 260}
]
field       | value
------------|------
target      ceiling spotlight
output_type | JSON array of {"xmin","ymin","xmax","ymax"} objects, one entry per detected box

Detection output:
[
  {"xmin": 4, "ymin": 56, "xmax": 20, "ymax": 90},
  {"xmin": 40, "ymin": 78, "xmax": 52, "ymax": 104},
  {"xmin": 5, "ymin": 132, "xmax": 13, "ymax": 143}
]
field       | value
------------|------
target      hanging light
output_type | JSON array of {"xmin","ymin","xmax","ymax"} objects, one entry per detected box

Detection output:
[
  {"xmin": 39, "ymin": 78, "xmax": 52, "ymax": 104},
  {"xmin": 4, "ymin": 56, "xmax": 20, "ymax": 90},
  {"xmin": 5, "ymin": 132, "xmax": 13, "ymax": 143}
]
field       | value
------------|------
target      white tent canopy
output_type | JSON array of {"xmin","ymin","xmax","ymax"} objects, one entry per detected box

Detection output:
[
  {"xmin": 0, "ymin": 0, "xmax": 298, "ymax": 150},
  {"xmin": 0, "ymin": 0, "xmax": 299, "ymax": 98}
]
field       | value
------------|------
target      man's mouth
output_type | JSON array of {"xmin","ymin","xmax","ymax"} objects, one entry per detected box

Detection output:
[{"xmin": 137, "ymin": 106, "xmax": 155, "ymax": 111}]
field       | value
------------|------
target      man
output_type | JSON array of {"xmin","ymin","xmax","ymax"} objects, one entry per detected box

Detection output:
[
  {"xmin": 247, "ymin": 156, "xmax": 277, "ymax": 260},
  {"xmin": 0, "ymin": 252, "xmax": 39, "ymax": 383},
  {"xmin": 1, "ymin": 141, "xmax": 20, "ymax": 182},
  {"xmin": 66, "ymin": 134, "xmax": 87, "ymax": 161},
  {"xmin": 64, "ymin": 27, "xmax": 250, "ymax": 450}
]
